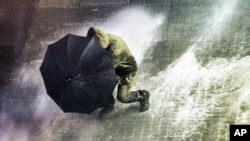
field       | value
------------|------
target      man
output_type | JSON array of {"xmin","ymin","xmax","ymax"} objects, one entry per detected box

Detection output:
[{"xmin": 87, "ymin": 26, "xmax": 150, "ymax": 112}]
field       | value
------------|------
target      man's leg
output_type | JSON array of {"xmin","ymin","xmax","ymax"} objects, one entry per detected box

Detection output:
[
  {"xmin": 117, "ymin": 85, "xmax": 140, "ymax": 103},
  {"xmin": 117, "ymin": 85, "xmax": 150, "ymax": 112}
]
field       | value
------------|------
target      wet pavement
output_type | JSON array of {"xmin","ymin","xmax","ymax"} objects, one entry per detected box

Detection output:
[{"xmin": 1, "ymin": 0, "xmax": 250, "ymax": 141}]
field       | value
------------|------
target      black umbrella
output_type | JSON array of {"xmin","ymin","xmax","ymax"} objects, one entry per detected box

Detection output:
[{"xmin": 40, "ymin": 34, "xmax": 117, "ymax": 114}]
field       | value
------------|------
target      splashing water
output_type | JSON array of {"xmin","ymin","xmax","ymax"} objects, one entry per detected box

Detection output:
[
  {"xmin": 200, "ymin": 0, "xmax": 239, "ymax": 39},
  {"xmin": 77, "ymin": 7, "xmax": 164, "ymax": 65},
  {"xmin": 2, "ymin": 0, "xmax": 250, "ymax": 140},
  {"xmin": 138, "ymin": 0, "xmax": 245, "ymax": 138},
  {"xmin": 100, "ymin": 7, "xmax": 164, "ymax": 65}
]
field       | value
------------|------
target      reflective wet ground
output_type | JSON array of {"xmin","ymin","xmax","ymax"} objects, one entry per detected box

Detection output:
[{"xmin": 1, "ymin": 0, "xmax": 250, "ymax": 140}]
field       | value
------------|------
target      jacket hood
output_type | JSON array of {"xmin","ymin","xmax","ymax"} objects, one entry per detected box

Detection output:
[{"xmin": 92, "ymin": 27, "xmax": 110, "ymax": 49}]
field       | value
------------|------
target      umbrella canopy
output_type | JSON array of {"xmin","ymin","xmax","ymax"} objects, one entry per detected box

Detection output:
[{"xmin": 40, "ymin": 34, "xmax": 117, "ymax": 114}]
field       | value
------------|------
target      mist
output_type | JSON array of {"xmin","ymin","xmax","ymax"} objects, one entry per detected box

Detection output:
[
  {"xmin": 1, "ymin": 0, "xmax": 248, "ymax": 140},
  {"xmin": 100, "ymin": 7, "xmax": 164, "ymax": 65},
  {"xmin": 138, "ymin": 0, "xmax": 248, "ymax": 137},
  {"xmin": 0, "ymin": 6, "xmax": 164, "ymax": 141},
  {"xmin": 77, "ymin": 7, "xmax": 164, "ymax": 65}
]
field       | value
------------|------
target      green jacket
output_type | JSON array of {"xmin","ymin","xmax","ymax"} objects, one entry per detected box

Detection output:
[{"xmin": 91, "ymin": 27, "xmax": 138, "ymax": 86}]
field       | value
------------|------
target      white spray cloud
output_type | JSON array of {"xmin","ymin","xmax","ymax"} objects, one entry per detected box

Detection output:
[
  {"xmin": 198, "ymin": 0, "xmax": 239, "ymax": 40},
  {"xmin": 141, "ymin": 0, "xmax": 241, "ymax": 137},
  {"xmin": 100, "ymin": 7, "xmax": 164, "ymax": 64},
  {"xmin": 77, "ymin": 7, "xmax": 164, "ymax": 65}
]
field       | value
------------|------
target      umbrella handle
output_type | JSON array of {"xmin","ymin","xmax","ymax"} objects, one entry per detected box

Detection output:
[{"xmin": 65, "ymin": 78, "xmax": 72, "ymax": 82}]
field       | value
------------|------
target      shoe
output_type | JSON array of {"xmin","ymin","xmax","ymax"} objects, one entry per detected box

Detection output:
[{"xmin": 138, "ymin": 90, "xmax": 150, "ymax": 112}]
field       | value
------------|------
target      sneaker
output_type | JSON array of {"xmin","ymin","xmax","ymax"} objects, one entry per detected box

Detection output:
[{"xmin": 138, "ymin": 90, "xmax": 150, "ymax": 112}]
